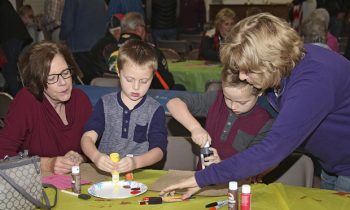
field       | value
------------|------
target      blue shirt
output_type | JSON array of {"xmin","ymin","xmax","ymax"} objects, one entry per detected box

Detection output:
[{"xmin": 84, "ymin": 91, "xmax": 167, "ymax": 157}]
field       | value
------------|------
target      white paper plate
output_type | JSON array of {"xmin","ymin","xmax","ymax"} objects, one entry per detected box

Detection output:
[{"xmin": 88, "ymin": 180, "xmax": 147, "ymax": 199}]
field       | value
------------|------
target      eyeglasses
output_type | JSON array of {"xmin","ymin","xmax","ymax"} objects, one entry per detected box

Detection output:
[{"xmin": 47, "ymin": 68, "xmax": 72, "ymax": 84}]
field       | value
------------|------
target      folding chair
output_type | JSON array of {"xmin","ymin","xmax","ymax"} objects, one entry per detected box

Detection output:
[
  {"xmin": 178, "ymin": 33, "xmax": 202, "ymax": 49},
  {"xmin": 90, "ymin": 77, "xmax": 121, "ymax": 88},
  {"xmin": 159, "ymin": 48, "xmax": 181, "ymax": 60},
  {"xmin": 205, "ymin": 80, "xmax": 222, "ymax": 92},
  {"xmin": 162, "ymin": 136, "xmax": 200, "ymax": 171},
  {"xmin": 157, "ymin": 40, "xmax": 191, "ymax": 60},
  {"xmin": 0, "ymin": 92, "xmax": 13, "ymax": 128},
  {"xmin": 187, "ymin": 49, "xmax": 200, "ymax": 60},
  {"xmin": 263, "ymin": 153, "xmax": 314, "ymax": 187}
]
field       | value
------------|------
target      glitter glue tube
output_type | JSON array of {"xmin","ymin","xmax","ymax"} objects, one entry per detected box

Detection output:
[
  {"xmin": 240, "ymin": 185, "xmax": 251, "ymax": 210},
  {"xmin": 71, "ymin": 166, "xmax": 81, "ymax": 194},
  {"xmin": 228, "ymin": 181, "xmax": 238, "ymax": 210},
  {"xmin": 110, "ymin": 153, "xmax": 120, "ymax": 186},
  {"xmin": 200, "ymin": 141, "xmax": 213, "ymax": 169},
  {"xmin": 125, "ymin": 154, "xmax": 134, "ymax": 181}
]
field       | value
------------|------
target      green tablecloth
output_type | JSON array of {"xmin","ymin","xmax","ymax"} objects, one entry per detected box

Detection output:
[
  {"xmin": 43, "ymin": 164, "xmax": 350, "ymax": 210},
  {"xmin": 168, "ymin": 60, "xmax": 222, "ymax": 92}
]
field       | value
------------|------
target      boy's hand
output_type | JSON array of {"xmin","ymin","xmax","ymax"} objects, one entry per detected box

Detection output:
[
  {"xmin": 92, "ymin": 152, "xmax": 116, "ymax": 173},
  {"xmin": 203, "ymin": 147, "xmax": 221, "ymax": 167},
  {"xmin": 191, "ymin": 127, "xmax": 212, "ymax": 148},
  {"xmin": 117, "ymin": 156, "xmax": 136, "ymax": 173}
]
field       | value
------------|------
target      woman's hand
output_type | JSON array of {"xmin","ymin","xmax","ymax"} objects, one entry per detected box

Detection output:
[
  {"xmin": 117, "ymin": 156, "xmax": 136, "ymax": 173},
  {"xmin": 92, "ymin": 152, "xmax": 116, "ymax": 173},
  {"xmin": 203, "ymin": 147, "xmax": 221, "ymax": 167},
  {"xmin": 50, "ymin": 156, "xmax": 76, "ymax": 175},
  {"xmin": 191, "ymin": 126, "xmax": 212, "ymax": 148},
  {"xmin": 64, "ymin": 150, "xmax": 85, "ymax": 165},
  {"xmin": 160, "ymin": 176, "xmax": 201, "ymax": 200}
]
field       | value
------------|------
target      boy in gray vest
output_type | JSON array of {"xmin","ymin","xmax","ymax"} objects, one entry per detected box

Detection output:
[{"xmin": 81, "ymin": 39, "xmax": 168, "ymax": 174}]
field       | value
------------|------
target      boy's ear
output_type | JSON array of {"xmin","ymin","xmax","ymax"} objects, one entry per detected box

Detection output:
[{"xmin": 116, "ymin": 67, "xmax": 120, "ymax": 77}]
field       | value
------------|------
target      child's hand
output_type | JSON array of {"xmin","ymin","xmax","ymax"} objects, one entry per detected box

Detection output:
[
  {"xmin": 203, "ymin": 147, "xmax": 221, "ymax": 167},
  {"xmin": 191, "ymin": 127, "xmax": 212, "ymax": 148},
  {"xmin": 92, "ymin": 152, "xmax": 116, "ymax": 173},
  {"xmin": 117, "ymin": 156, "xmax": 136, "ymax": 173}
]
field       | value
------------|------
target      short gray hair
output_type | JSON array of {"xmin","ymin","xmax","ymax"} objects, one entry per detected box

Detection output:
[{"xmin": 121, "ymin": 12, "xmax": 145, "ymax": 33}]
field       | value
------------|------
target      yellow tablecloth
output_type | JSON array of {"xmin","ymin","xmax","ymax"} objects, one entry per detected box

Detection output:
[
  {"xmin": 43, "ymin": 164, "xmax": 350, "ymax": 210},
  {"xmin": 168, "ymin": 60, "xmax": 222, "ymax": 92}
]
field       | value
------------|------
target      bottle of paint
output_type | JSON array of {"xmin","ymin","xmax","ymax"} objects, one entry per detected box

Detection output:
[
  {"xmin": 110, "ymin": 153, "xmax": 120, "ymax": 185},
  {"xmin": 240, "ymin": 184, "xmax": 251, "ymax": 210},
  {"xmin": 125, "ymin": 154, "xmax": 134, "ymax": 181},
  {"xmin": 71, "ymin": 165, "xmax": 81, "ymax": 194},
  {"xmin": 200, "ymin": 141, "xmax": 213, "ymax": 169},
  {"xmin": 228, "ymin": 181, "xmax": 238, "ymax": 210}
]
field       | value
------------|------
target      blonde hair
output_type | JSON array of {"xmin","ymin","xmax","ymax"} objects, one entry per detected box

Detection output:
[
  {"xmin": 117, "ymin": 39, "xmax": 157, "ymax": 73},
  {"xmin": 214, "ymin": 8, "xmax": 236, "ymax": 30},
  {"xmin": 220, "ymin": 13, "xmax": 304, "ymax": 90}
]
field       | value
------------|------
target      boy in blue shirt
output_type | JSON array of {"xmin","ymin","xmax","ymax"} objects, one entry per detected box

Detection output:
[{"xmin": 81, "ymin": 39, "xmax": 167, "ymax": 174}]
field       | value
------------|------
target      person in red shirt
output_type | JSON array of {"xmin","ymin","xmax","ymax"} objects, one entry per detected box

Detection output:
[{"xmin": 0, "ymin": 41, "xmax": 92, "ymax": 174}]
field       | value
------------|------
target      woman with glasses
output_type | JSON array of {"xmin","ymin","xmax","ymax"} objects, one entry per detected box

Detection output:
[{"xmin": 0, "ymin": 41, "xmax": 93, "ymax": 175}]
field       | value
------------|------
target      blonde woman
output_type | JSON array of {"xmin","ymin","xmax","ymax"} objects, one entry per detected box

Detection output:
[
  {"xmin": 161, "ymin": 13, "xmax": 350, "ymax": 198},
  {"xmin": 199, "ymin": 8, "xmax": 236, "ymax": 61}
]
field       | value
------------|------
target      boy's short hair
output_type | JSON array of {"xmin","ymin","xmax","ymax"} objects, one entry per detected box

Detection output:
[
  {"xmin": 220, "ymin": 13, "xmax": 304, "ymax": 90},
  {"xmin": 18, "ymin": 4, "xmax": 33, "ymax": 17},
  {"xmin": 117, "ymin": 39, "xmax": 158, "ymax": 72},
  {"xmin": 221, "ymin": 65, "xmax": 261, "ymax": 96}
]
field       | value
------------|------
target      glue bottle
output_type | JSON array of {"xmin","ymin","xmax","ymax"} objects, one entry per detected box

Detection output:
[
  {"xmin": 240, "ymin": 184, "xmax": 251, "ymax": 210},
  {"xmin": 71, "ymin": 165, "xmax": 81, "ymax": 194},
  {"xmin": 125, "ymin": 154, "xmax": 134, "ymax": 181},
  {"xmin": 228, "ymin": 181, "xmax": 238, "ymax": 210},
  {"xmin": 200, "ymin": 141, "xmax": 213, "ymax": 169},
  {"xmin": 110, "ymin": 153, "xmax": 120, "ymax": 185}
]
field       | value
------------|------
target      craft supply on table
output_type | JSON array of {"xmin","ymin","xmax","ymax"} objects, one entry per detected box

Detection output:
[
  {"xmin": 61, "ymin": 190, "xmax": 91, "ymax": 200},
  {"xmin": 71, "ymin": 165, "xmax": 81, "ymax": 193},
  {"xmin": 110, "ymin": 153, "xmax": 120, "ymax": 186},
  {"xmin": 139, "ymin": 196, "xmax": 188, "ymax": 205},
  {"xmin": 228, "ymin": 181, "xmax": 238, "ymax": 210},
  {"xmin": 42, "ymin": 174, "xmax": 91, "ymax": 189},
  {"xmin": 240, "ymin": 184, "xmax": 251, "ymax": 210},
  {"xmin": 201, "ymin": 141, "xmax": 213, "ymax": 169},
  {"xmin": 88, "ymin": 180, "xmax": 147, "ymax": 199},
  {"xmin": 205, "ymin": 199, "xmax": 228, "ymax": 208}
]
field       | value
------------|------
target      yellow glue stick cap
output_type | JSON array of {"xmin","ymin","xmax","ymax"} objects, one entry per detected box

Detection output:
[{"xmin": 110, "ymin": 153, "xmax": 120, "ymax": 162}]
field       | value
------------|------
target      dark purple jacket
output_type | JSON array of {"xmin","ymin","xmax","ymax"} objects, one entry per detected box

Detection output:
[{"xmin": 195, "ymin": 44, "xmax": 350, "ymax": 187}]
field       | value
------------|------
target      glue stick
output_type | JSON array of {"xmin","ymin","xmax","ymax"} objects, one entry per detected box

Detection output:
[{"xmin": 110, "ymin": 153, "xmax": 120, "ymax": 186}]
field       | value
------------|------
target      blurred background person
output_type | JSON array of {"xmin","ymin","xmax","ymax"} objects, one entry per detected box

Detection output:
[
  {"xmin": 107, "ymin": 0, "xmax": 144, "ymax": 18},
  {"xmin": 60, "ymin": 0, "xmax": 107, "ymax": 84},
  {"xmin": 0, "ymin": 0, "xmax": 32, "ymax": 96},
  {"xmin": 18, "ymin": 4, "xmax": 45, "ymax": 43},
  {"xmin": 147, "ymin": 0, "xmax": 178, "ymax": 45},
  {"xmin": 42, "ymin": 0, "xmax": 65, "ymax": 42},
  {"xmin": 199, "ymin": 8, "xmax": 236, "ymax": 62}
]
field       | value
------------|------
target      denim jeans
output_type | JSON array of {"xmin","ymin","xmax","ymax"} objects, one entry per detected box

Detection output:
[{"xmin": 320, "ymin": 170, "xmax": 350, "ymax": 192}]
